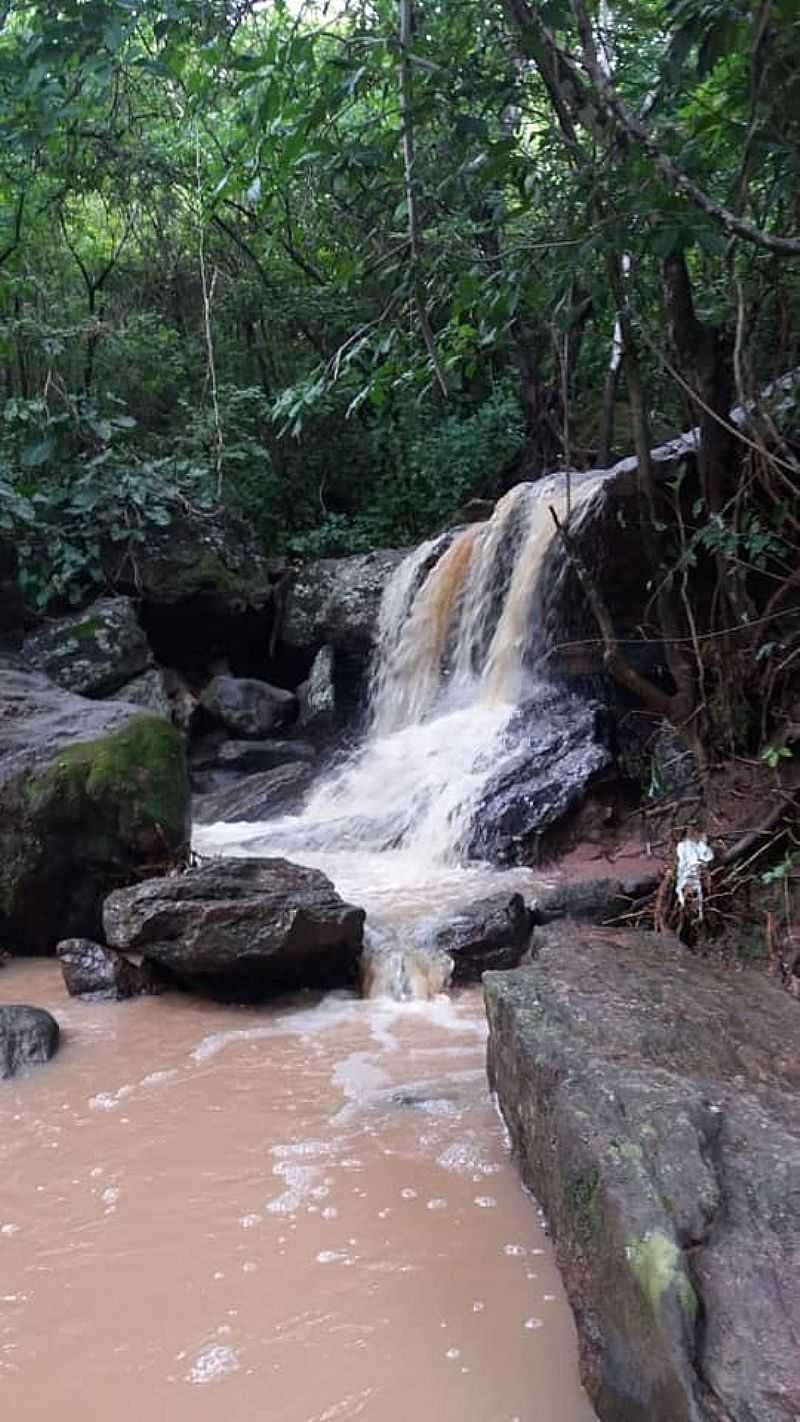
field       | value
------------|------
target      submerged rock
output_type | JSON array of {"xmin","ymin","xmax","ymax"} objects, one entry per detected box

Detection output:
[
  {"xmin": 192, "ymin": 763, "xmax": 314, "ymax": 824},
  {"xmin": 200, "ymin": 674, "xmax": 296, "ymax": 738},
  {"xmin": 0, "ymin": 668, "xmax": 189, "ymax": 952},
  {"xmin": 0, "ymin": 1005, "xmax": 59, "ymax": 1078},
  {"xmin": 427, "ymin": 893, "xmax": 533, "ymax": 983},
  {"xmin": 23, "ymin": 596, "xmax": 152, "ymax": 698},
  {"xmin": 103, "ymin": 857, "xmax": 365, "ymax": 1000},
  {"xmin": 57, "ymin": 938, "xmax": 158, "ymax": 1000},
  {"xmin": 281, "ymin": 548, "xmax": 408, "ymax": 655},
  {"xmin": 485, "ymin": 925, "xmax": 800, "ymax": 1422}
]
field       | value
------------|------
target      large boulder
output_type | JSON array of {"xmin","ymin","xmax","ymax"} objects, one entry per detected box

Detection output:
[
  {"xmin": 199, "ymin": 674, "xmax": 296, "ymax": 738},
  {"xmin": 0, "ymin": 1005, "xmax": 59, "ymax": 1077},
  {"xmin": 281, "ymin": 549, "xmax": 408, "ymax": 655},
  {"xmin": 57, "ymin": 938, "xmax": 158, "ymax": 1000},
  {"xmin": 192, "ymin": 763, "xmax": 315, "ymax": 824},
  {"xmin": 23, "ymin": 596, "xmax": 151, "ymax": 697},
  {"xmin": 103, "ymin": 857, "xmax": 365, "ymax": 1000},
  {"xmin": 469, "ymin": 687, "xmax": 614, "ymax": 862},
  {"xmin": 0, "ymin": 668, "xmax": 190, "ymax": 952},
  {"xmin": 426, "ymin": 893, "xmax": 533, "ymax": 983},
  {"xmin": 485, "ymin": 925, "xmax": 800, "ymax": 1422},
  {"xmin": 103, "ymin": 505, "xmax": 274, "ymax": 615}
]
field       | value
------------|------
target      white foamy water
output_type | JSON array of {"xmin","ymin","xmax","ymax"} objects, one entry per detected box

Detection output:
[{"xmin": 0, "ymin": 960, "xmax": 595, "ymax": 1421}]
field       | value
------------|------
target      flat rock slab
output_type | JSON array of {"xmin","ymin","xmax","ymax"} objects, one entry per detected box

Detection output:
[
  {"xmin": 192, "ymin": 763, "xmax": 314, "ymax": 825},
  {"xmin": 484, "ymin": 926, "xmax": 800, "ymax": 1422},
  {"xmin": 0, "ymin": 1005, "xmax": 59, "ymax": 1078},
  {"xmin": 103, "ymin": 857, "xmax": 365, "ymax": 1001}
]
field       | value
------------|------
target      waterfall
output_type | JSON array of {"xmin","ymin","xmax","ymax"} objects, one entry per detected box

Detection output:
[{"xmin": 196, "ymin": 475, "xmax": 605, "ymax": 997}]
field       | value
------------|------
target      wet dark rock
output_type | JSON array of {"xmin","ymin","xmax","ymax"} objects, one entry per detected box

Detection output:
[
  {"xmin": 103, "ymin": 857, "xmax": 365, "ymax": 1000},
  {"xmin": 532, "ymin": 875, "xmax": 659, "ymax": 926},
  {"xmin": 23, "ymin": 597, "xmax": 151, "ymax": 698},
  {"xmin": 0, "ymin": 1004, "xmax": 59, "ymax": 1077},
  {"xmin": 57, "ymin": 938, "xmax": 159, "ymax": 999},
  {"xmin": 298, "ymin": 645, "xmax": 337, "ymax": 734},
  {"xmin": 281, "ymin": 549, "xmax": 408, "ymax": 655},
  {"xmin": 0, "ymin": 668, "xmax": 189, "ymax": 952},
  {"xmin": 427, "ymin": 893, "xmax": 533, "ymax": 983},
  {"xmin": 213, "ymin": 738, "xmax": 317, "ymax": 774},
  {"xmin": 485, "ymin": 925, "xmax": 800, "ymax": 1422},
  {"xmin": 192, "ymin": 763, "xmax": 315, "ymax": 824},
  {"xmin": 469, "ymin": 687, "xmax": 614, "ymax": 863},
  {"xmin": 199, "ymin": 674, "xmax": 296, "ymax": 739}
]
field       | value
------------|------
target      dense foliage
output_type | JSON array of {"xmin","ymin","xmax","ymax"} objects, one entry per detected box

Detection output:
[{"xmin": 1, "ymin": 0, "xmax": 799, "ymax": 757}]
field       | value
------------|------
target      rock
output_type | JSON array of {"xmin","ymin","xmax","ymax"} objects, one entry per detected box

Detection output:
[
  {"xmin": 532, "ymin": 875, "xmax": 658, "ymax": 926},
  {"xmin": 213, "ymin": 738, "xmax": 317, "ymax": 774},
  {"xmin": 0, "ymin": 541, "xmax": 26, "ymax": 650},
  {"xmin": 161, "ymin": 667, "xmax": 198, "ymax": 733},
  {"xmin": 200, "ymin": 674, "xmax": 297, "ymax": 738},
  {"xmin": 110, "ymin": 667, "xmax": 172, "ymax": 719},
  {"xmin": 281, "ymin": 549, "xmax": 408, "ymax": 655},
  {"xmin": 485, "ymin": 925, "xmax": 800, "ymax": 1422},
  {"xmin": 23, "ymin": 597, "xmax": 151, "ymax": 697},
  {"xmin": 192, "ymin": 763, "xmax": 315, "ymax": 824},
  {"xmin": 0, "ymin": 668, "xmax": 190, "ymax": 952},
  {"xmin": 57, "ymin": 938, "xmax": 158, "ymax": 999},
  {"xmin": 103, "ymin": 505, "xmax": 274, "ymax": 615},
  {"xmin": 103, "ymin": 857, "xmax": 365, "ymax": 1000},
  {"xmin": 469, "ymin": 686, "xmax": 614, "ymax": 863},
  {"xmin": 298, "ymin": 646, "xmax": 337, "ymax": 733},
  {"xmin": 0, "ymin": 1005, "xmax": 59, "ymax": 1077},
  {"xmin": 426, "ymin": 893, "xmax": 533, "ymax": 983}
]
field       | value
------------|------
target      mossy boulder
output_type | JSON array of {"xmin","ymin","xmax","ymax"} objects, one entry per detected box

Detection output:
[
  {"xmin": 102, "ymin": 506, "xmax": 274, "ymax": 613},
  {"xmin": 0, "ymin": 668, "xmax": 189, "ymax": 952},
  {"xmin": 23, "ymin": 596, "xmax": 151, "ymax": 697},
  {"xmin": 485, "ymin": 924, "xmax": 800, "ymax": 1422}
]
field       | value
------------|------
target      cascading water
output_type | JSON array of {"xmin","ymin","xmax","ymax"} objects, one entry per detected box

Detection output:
[{"xmin": 196, "ymin": 475, "xmax": 605, "ymax": 996}]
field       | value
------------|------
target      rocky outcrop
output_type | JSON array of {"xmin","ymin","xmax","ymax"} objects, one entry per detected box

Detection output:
[
  {"xmin": 532, "ymin": 874, "xmax": 659, "ymax": 925},
  {"xmin": 23, "ymin": 596, "xmax": 151, "ymax": 697},
  {"xmin": 485, "ymin": 925, "xmax": 800, "ymax": 1422},
  {"xmin": 426, "ymin": 893, "xmax": 533, "ymax": 983},
  {"xmin": 0, "ymin": 1005, "xmax": 59, "ymax": 1077},
  {"xmin": 469, "ymin": 687, "xmax": 614, "ymax": 862},
  {"xmin": 199, "ymin": 674, "xmax": 297, "ymax": 738},
  {"xmin": 192, "ymin": 763, "xmax": 314, "ymax": 824},
  {"xmin": 103, "ymin": 857, "xmax": 365, "ymax": 1000},
  {"xmin": 57, "ymin": 938, "xmax": 158, "ymax": 999},
  {"xmin": 281, "ymin": 549, "xmax": 408, "ymax": 655},
  {"xmin": 103, "ymin": 505, "xmax": 274, "ymax": 615},
  {"xmin": 0, "ymin": 668, "xmax": 189, "ymax": 952}
]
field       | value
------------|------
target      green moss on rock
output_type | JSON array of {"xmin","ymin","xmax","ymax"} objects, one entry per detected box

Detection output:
[
  {"xmin": 626, "ymin": 1230, "xmax": 698, "ymax": 1321},
  {"xmin": 27, "ymin": 713, "xmax": 189, "ymax": 849}
]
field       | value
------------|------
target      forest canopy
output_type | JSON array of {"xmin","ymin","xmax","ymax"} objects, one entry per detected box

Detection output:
[{"xmin": 1, "ymin": 0, "xmax": 799, "ymax": 638}]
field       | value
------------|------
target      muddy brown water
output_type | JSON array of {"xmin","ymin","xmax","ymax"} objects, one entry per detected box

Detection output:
[{"xmin": 1, "ymin": 959, "xmax": 595, "ymax": 1422}]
